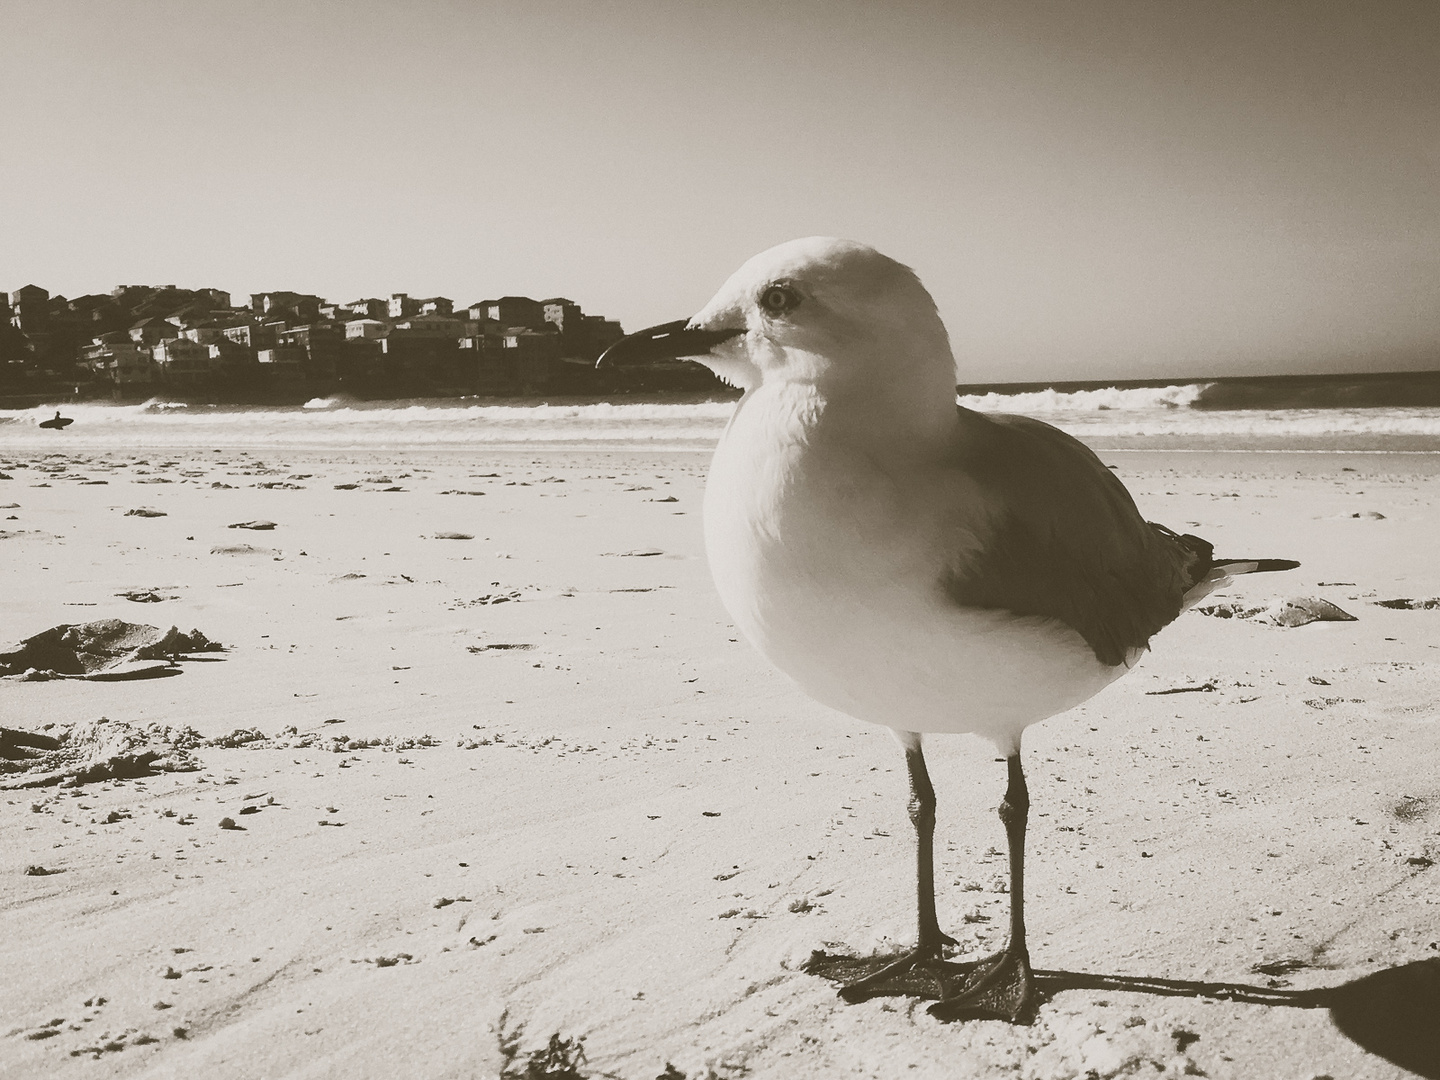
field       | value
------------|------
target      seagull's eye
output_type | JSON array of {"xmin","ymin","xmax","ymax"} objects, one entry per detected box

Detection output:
[{"xmin": 759, "ymin": 284, "xmax": 799, "ymax": 316}]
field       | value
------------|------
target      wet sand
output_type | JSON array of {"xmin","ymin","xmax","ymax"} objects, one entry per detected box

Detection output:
[{"xmin": 2, "ymin": 444, "xmax": 1438, "ymax": 1079}]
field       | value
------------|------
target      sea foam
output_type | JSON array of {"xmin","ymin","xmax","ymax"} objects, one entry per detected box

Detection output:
[{"xmin": 3, "ymin": 388, "xmax": 1439, "ymax": 450}]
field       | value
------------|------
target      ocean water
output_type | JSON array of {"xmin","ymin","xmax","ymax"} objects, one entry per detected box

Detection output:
[{"xmin": 2, "ymin": 386, "xmax": 1440, "ymax": 453}]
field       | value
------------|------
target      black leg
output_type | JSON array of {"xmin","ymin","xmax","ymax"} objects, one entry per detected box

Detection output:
[
  {"xmin": 1000, "ymin": 752, "xmax": 1030, "ymax": 960},
  {"xmin": 834, "ymin": 738, "xmax": 956, "ymax": 1000},
  {"xmin": 929, "ymin": 751, "xmax": 1038, "ymax": 1023},
  {"xmin": 907, "ymin": 739, "xmax": 957, "ymax": 953}
]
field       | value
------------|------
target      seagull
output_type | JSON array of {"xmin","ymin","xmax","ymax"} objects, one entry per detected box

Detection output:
[{"xmin": 598, "ymin": 237, "xmax": 1297, "ymax": 1022}]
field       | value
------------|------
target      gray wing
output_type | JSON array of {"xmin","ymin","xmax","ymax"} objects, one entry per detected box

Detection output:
[{"xmin": 944, "ymin": 408, "xmax": 1211, "ymax": 666}]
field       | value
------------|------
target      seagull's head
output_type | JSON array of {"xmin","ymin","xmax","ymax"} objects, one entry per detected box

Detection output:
[{"xmin": 599, "ymin": 237, "xmax": 956, "ymax": 399}]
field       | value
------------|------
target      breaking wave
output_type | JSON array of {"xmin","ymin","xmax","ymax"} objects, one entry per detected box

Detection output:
[
  {"xmin": 3, "ymin": 379, "xmax": 1440, "ymax": 450},
  {"xmin": 958, "ymin": 383, "xmax": 1210, "ymax": 413}
]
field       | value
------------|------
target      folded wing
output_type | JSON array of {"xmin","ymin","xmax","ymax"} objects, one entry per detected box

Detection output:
[{"xmin": 943, "ymin": 409, "xmax": 1213, "ymax": 667}]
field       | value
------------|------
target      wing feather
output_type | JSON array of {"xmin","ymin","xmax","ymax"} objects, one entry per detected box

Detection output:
[{"xmin": 943, "ymin": 408, "xmax": 1210, "ymax": 666}]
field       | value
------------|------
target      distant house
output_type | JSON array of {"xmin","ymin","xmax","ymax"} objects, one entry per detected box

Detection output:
[
  {"xmin": 8, "ymin": 284, "xmax": 49, "ymax": 333},
  {"xmin": 251, "ymin": 291, "xmax": 297, "ymax": 315},
  {"xmin": 250, "ymin": 292, "xmax": 322, "ymax": 321},
  {"xmin": 181, "ymin": 323, "xmax": 224, "ymax": 345},
  {"xmin": 391, "ymin": 314, "xmax": 463, "ymax": 338},
  {"xmin": 152, "ymin": 337, "xmax": 216, "ymax": 385},
  {"xmin": 278, "ymin": 325, "xmax": 342, "ymax": 378},
  {"xmin": 539, "ymin": 298, "xmax": 622, "ymax": 360},
  {"xmin": 168, "ymin": 302, "xmax": 217, "ymax": 328},
  {"xmin": 128, "ymin": 316, "xmax": 180, "ymax": 346},
  {"xmin": 541, "ymin": 297, "xmax": 581, "ymax": 334},
  {"xmin": 65, "ymin": 294, "xmax": 121, "ymax": 327},
  {"xmin": 458, "ymin": 316, "xmax": 502, "ymax": 353},
  {"xmin": 389, "ymin": 293, "xmax": 420, "ymax": 319},
  {"xmin": 417, "ymin": 297, "xmax": 453, "ymax": 317},
  {"xmin": 83, "ymin": 340, "xmax": 154, "ymax": 386},
  {"xmin": 475, "ymin": 296, "xmax": 544, "ymax": 330},
  {"xmin": 279, "ymin": 325, "xmax": 319, "ymax": 348},
  {"xmin": 340, "ymin": 298, "xmax": 387, "ymax": 320},
  {"xmin": 221, "ymin": 322, "xmax": 272, "ymax": 349},
  {"xmin": 345, "ymin": 318, "xmax": 389, "ymax": 340}
]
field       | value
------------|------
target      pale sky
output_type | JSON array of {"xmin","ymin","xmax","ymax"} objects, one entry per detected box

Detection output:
[{"xmin": 2, "ymin": 0, "xmax": 1437, "ymax": 382}]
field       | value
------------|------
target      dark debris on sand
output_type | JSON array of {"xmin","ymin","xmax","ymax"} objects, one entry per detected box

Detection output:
[
  {"xmin": 0, "ymin": 619, "xmax": 222, "ymax": 681},
  {"xmin": 1195, "ymin": 597, "xmax": 1356, "ymax": 626}
]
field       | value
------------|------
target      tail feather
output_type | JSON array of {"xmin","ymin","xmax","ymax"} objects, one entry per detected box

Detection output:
[
  {"xmin": 1181, "ymin": 555, "xmax": 1299, "ymax": 610},
  {"xmin": 1151, "ymin": 522, "xmax": 1300, "ymax": 609}
]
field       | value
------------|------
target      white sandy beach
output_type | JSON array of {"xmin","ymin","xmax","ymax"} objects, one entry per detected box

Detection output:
[{"xmin": 3, "ymin": 441, "xmax": 1439, "ymax": 1079}]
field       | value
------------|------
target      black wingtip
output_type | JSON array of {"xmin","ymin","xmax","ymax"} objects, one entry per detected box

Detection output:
[{"xmin": 1216, "ymin": 558, "xmax": 1301, "ymax": 573}]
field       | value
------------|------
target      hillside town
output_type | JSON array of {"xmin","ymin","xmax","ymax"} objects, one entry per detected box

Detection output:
[{"xmin": 0, "ymin": 283, "xmax": 724, "ymax": 403}]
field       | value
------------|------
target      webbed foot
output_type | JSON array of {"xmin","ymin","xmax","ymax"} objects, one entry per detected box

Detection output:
[
  {"xmin": 928, "ymin": 947, "xmax": 1037, "ymax": 1023},
  {"xmin": 804, "ymin": 933, "xmax": 960, "ymax": 1003}
]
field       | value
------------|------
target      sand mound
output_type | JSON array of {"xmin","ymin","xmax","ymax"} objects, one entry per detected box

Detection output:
[
  {"xmin": 0, "ymin": 619, "xmax": 222, "ymax": 680},
  {"xmin": 1195, "ymin": 596, "xmax": 1356, "ymax": 626},
  {"xmin": 0, "ymin": 717, "xmax": 204, "ymax": 789}
]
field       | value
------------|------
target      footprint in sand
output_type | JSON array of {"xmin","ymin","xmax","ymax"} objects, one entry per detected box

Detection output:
[{"xmin": 211, "ymin": 543, "xmax": 279, "ymax": 557}]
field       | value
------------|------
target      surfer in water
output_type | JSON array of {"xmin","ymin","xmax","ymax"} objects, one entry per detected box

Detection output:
[{"xmin": 40, "ymin": 410, "xmax": 73, "ymax": 430}]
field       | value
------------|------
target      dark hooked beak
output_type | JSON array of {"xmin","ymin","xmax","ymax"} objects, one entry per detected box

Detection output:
[{"xmin": 596, "ymin": 319, "xmax": 742, "ymax": 368}]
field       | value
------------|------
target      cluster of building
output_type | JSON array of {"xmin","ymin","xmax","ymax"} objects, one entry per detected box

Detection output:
[{"xmin": 0, "ymin": 283, "xmax": 720, "ymax": 401}]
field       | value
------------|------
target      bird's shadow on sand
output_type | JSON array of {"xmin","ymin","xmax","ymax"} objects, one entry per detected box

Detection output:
[{"xmin": 806, "ymin": 951, "xmax": 1440, "ymax": 1079}]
